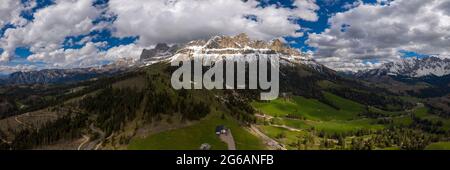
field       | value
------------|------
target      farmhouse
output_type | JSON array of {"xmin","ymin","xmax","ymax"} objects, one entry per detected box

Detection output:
[{"xmin": 215, "ymin": 125, "xmax": 227, "ymax": 135}]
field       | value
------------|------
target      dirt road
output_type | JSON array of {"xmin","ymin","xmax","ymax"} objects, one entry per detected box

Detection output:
[
  {"xmin": 77, "ymin": 135, "xmax": 90, "ymax": 150},
  {"xmin": 248, "ymin": 125, "xmax": 286, "ymax": 150},
  {"xmin": 271, "ymin": 124, "xmax": 302, "ymax": 132},
  {"xmin": 77, "ymin": 124, "xmax": 105, "ymax": 150},
  {"xmin": 219, "ymin": 130, "xmax": 236, "ymax": 150},
  {"xmin": 0, "ymin": 138, "xmax": 11, "ymax": 144}
]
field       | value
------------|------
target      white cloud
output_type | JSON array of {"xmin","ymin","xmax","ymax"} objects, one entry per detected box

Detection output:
[
  {"xmin": 27, "ymin": 42, "xmax": 145, "ymax": 69},
  {"xmin": 307, "ymin": 0, "xmax": 450, "ymax": 71},
  {"xmin": 342, "ymin": 0, "xmax": 362, "ymax": 10},
  {"xmin": 292, "ymin": 0, "xmax": 320, "ymax": 21},
  {"xmin": 103, "ymin": 44, "xmax": 143, "ymax": 61},
  {"xmin": 0, "ymin": 64, "xmax": 38, "ymax": 74},
  {"xmin": 27, "ymin": 42, "xmax": 103, "ymax": 68},
  {"xmin": 108, "ymin": 0, "xmax": 319, "ymax": 46},
  {"xmin": 0, "ymin": 51, "xmax": 10, "ymax": 62},
  {"xmin": 0, "ymin": 0, "xmax": 29, "ymax": 28},
  {"xmin": 0, "ymin": 0, "xmax": 320, "ymax": 72},
  {"xmin": 0, "ymin": 0, "xmax": 101, "ymax": 61}
]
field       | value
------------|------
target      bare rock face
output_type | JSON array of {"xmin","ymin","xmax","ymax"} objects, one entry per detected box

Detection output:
[
  {"xmin": 249, "ymin": 40, "xmax": 269, "ymax": 49},
  {"xmin": 234, "ymin": 33, "xmax": 250, "ymax": 47},
  {"xmin": 203, "ymin": 33, "xmax": 284, "ymax": 50},
  {"xmin": 140, "ymin": 43, "xmax": 179, "ymax": 62},
  {"xmin": 204, "ymin": 36, "xmax": 242, "ymax": 49},
  {"xmin": 186, "ymin": 40, "xmax": 206, "ymax": 47},
  {"xmin": 170, "ymin": 33, "xmax": 318, "ymax": 69},
  {"xmin": 270, "ymin": 39, "xmax": 285, "ymax": 52}
]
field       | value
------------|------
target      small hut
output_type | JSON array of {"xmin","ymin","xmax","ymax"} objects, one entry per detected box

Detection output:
[{"xmin": 215, "ymin": 125, "xmax": 227, "ymax": 135}]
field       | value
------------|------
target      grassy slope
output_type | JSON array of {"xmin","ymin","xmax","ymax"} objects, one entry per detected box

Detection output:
[
  {"xmin": 128, "ymin": 111, "xmax": 265, "ymax": 150},
  {"xmin": 252, "ymin": 92, "xmax": 384, "ymax": 133},
  {"xmin": 99, "ymin": 63, "xmax": 264, "ymax": 150},
  {"xmin": 413, "ymin": 107, "xmax": 450, "ymax": 131},
  {"xmin": 425, "ymin": 142, "xmax": 450, "ymax": 150},
  {"xmin": 252, "ymin": 93, "xmax": 364, "ymax": 121},
  {"xmin": 252, "ymin": 88, "xmax": 450, "ymax": 150},
  {"xmin": 280, "ymin": 119, "xmax": 384, "ymax": 134},
  {"xmin": 258, "ymin": 125, "xmax": 306, "ymax": 150}
]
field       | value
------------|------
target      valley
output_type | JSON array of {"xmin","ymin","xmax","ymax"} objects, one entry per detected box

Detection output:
[
  {"xmin": 252, "ymin": 93, "xmax": 449, "ymax": 150},
  {"xmin": 0, "ymin": 34, "xmax": 449, "ymax": 150}
]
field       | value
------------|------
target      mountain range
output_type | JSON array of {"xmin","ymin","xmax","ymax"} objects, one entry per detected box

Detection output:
[
  {"xmin": 351, "ymin": 57, "xmax": 450, "ymax": 97},
  {"xmin": 1, "ymin": 58, "xmax": 135, "ymax": 85},
  {"xmin": 356, "ymin": 57, "xmax": 450, "ymax": 78},
  {"xmin": 4, "ymin": 33, "xmax": 450, "ymax": 86},
  {"xmin": 1, "ymin": 34, "xmax": 449, "ymax": 151}
]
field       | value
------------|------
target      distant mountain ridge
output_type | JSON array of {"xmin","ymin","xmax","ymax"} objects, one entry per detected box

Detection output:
[
  {"xmin": 3, "ymin": 58, "xmax": 135, "ymax": 85},
  {"xmin": 3, "ymin": 33, "xmax": 329, "ymax": 85},
  {"xmin": 356, "ymin": 56, "xmax": 450, "ymax": 78},
  {"xmin": 352, "ymin": 56, "xmax": 450, "ymax": 98},
  {"xmin": 8, "ymin": 69, "xmax": 103, "ymax": 84}
]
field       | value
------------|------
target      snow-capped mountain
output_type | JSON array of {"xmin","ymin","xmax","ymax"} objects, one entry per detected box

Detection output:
[
  {"xmin": 136, "ymin": 34, "xmax": 329, "ymax": 73},
  {"xmin": 140, "ymin": 43, "xmax": 180, "ymax": 64},
  {"xmin": 357, "ymin": 57, "xmax": 450, "ymax": 78},
  {"xmin": 161, "ymin": 33, "xmax": 327, "ymax": 73},
  {"xmin": 4, "ymin": 34, "xmax": 329, "ymax": 85}
]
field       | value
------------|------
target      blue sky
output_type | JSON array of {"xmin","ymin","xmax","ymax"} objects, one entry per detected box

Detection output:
[
  {"xmin": 16, "ymin": 0, "xmax": 137, "ymax": 55},
  {"xmin": 2, "ymin": 0, "xmax": 366, "ymax": 67},
  {"xmin": 0, "ymin": 0, "xmax": 448, "ymax": 73}
]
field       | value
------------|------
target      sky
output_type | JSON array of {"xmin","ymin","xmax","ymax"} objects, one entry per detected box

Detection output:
[{"xmin": 0, "ymin": 0, "xmax": 449, "ymax": 73}]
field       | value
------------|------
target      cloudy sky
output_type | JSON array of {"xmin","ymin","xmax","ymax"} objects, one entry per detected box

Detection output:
[{"xmin": 0, "ymin": 0, "xmax": 449, "ymax": 73}]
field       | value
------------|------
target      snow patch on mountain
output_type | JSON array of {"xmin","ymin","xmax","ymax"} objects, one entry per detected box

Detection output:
[
  {"xmin": 167, "ymin": 33, "xmax": 321, "ymax": 70},
  {"xmin": 357, "ymin": 57, "xmax": 450, "ymax": 78}
]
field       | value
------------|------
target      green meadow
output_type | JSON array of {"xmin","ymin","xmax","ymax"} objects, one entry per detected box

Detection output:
[
  {"xmin": 250, "ymin": 91, "xmax": 416, "ymax": 149},
  {"xmin": 128, "ymin": 112, "xmax": 265, "ymax": 150},
  {"xmin": 252, "ymin": 92, "xmax": 365, "ymax": 121},
  {"xmin": 252, "ymin": 92, "xmax": 384, "ymax": 133},
  {"xmin": 425, "ymin": 142, "xmax": 450, "ymax": 150}
]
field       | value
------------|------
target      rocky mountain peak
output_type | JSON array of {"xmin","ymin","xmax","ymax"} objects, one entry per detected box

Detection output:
[
  {"xmin": 169, "ymin": 34, "xmax": 319, "ymax": 70},
  {"xmin": 203, "ymin": 34, "xmax": 254, "ymax": 49},
  {"xmin": 140, "ymin": 43, "xmax": 180, "ymax": 62},
  {"xmin": 192, "ymin": 34, "xmax": 296, "ymax": 53},
  {"xmin": 234, "ymin": 33, "xmax": 250, "ymax": 44},
  {"xmin": 270, "ymin": 39, "xmax": 285, "ymax": 52},
  {"xmin": 154, "ymin": 43, "xmax": 170, "ymax": 51}
]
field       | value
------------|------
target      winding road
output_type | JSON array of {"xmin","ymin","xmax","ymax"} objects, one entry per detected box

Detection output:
[
  {"xmin": 0, "ymin": 138, "xmax": 11, "ymax": 144},
  {"xmin": 255, "ymin": 113, "xmax": 303, "ymax": 132},
  {"xmin": 77, "ymin": 124, "xmax": 105, "ymax": 150},
  {"xmin": 271, "ymin": 124, "xmax": 302, "ymax": 132},
  {"xmin": 14, "ymin": 114, "xmax": 28, "ymax": 127},
  {"xmin": 248, "ymin": 125, "xmax": 286, "ymax": 150},
  {"xmin": 77, "ymin": 135, "xmax": 90, "ymax": 150},
  {"xmin": 14, "ymin": 112, "xmax": 58, "ymax": 129},
  {"xmin": 218, "ymin": 130, "xmax": 236, "ymax": 150}
]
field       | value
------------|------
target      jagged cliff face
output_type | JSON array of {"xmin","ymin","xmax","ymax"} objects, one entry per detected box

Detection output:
[
  {"xmin": 5, "ymin": 34, "xmax": 327, "ymax": 85},
  {"xmin": 140, "ymin": 43, "xmax": 180, "ymax": 63},
  {"xmin": 135, "ymin": 34, "xmax": 328, "ymax": 73},
  {"xmin": 170, "ymin": 33, "xmax": 316, "ymax": 66}
]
